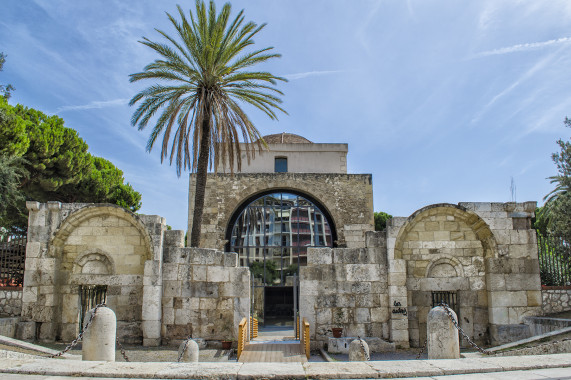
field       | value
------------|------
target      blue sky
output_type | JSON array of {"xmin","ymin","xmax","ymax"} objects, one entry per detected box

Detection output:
[{"xmin": 2, "ymin": 0, "xmax": 571, "ymax": 231}]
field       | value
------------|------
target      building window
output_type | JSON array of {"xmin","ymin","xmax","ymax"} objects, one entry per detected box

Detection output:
[
  {"xmin": 227, "ymin": 191, "xmax": 334, "ymax": 284},
  {"xmin": 275, "ymin": 157, "xmax": 287, "ymax": 173}
]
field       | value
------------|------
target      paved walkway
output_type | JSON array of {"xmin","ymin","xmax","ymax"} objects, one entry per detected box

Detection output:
[
  {"xmin": 1, "ymin": 367, "xmax": 571, "ymax": 380},
  {"xmin": 0, "ymin": 352, "xmax": 570, "ymax": 379}
]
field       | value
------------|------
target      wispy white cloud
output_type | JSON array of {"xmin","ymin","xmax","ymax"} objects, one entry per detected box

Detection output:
[
  {"xmin": 57, "ymin": 98, "xmax": 129, "ymax": 112},
  {"xmin": 284, "ymin": 70, "xmax": 344, "ymax": 80},
  {"xmin": 474, "ymin": 37, "xmax": 571, "ymax": 58},
  {"xmin": 470, "ymin": 52, "xmax": 557, "ymax": 124}
]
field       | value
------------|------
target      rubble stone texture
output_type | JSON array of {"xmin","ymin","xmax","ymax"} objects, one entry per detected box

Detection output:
[
  {"xmin": 542, "ymin": 289, "xmax": 571, "ymax": 314},
  {"xmin": 0, "ymin": 290, "xmax": 21, "ymax": 317}
]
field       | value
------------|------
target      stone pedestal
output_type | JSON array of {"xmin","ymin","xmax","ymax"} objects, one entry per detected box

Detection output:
[
  {"xmin": 82, "ymin": 307, "xmax": 116, "ymax": 362},
  {"xmin": 427, "ymin": 306, "xmax": 459, "ymax": 359}
]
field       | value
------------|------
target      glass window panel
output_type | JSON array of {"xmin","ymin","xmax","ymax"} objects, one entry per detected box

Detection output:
[{"xmin": 230, "ymin": 192, "xmax": 334, "ymax": 282}]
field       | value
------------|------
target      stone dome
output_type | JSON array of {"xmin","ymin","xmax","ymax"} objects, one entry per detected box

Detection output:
[{"xmin": 260, "ymin": 132, "xmax": 312, "ymax": 144}]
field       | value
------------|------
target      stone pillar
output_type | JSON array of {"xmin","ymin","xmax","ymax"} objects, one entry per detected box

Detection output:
[
  {"xmin": 348, "ymin": 339, "xmax": 369, "ymax": 361},
  {"xmin": 427, "ymin": 306, "xmax": 459, "ymax": 359},
  {"xmin": 178, "ymin": 339, "xmax": 199, "ymax": 362},
  {"xmin": 82, "ymin": 307, "xmax": 116, "ymax": 362}
]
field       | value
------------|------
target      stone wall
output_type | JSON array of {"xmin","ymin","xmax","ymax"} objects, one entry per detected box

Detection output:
[
  {"xmin": 300, "ymin": 232, "xmax": 389, "ymax": 349},
  {"xmin": 0, "ymin": 289, "xmax": 22, "ymax": 317},
  {"xmin": 387, "ymin": 202, "xmax": 542, "ymax": 347},
  {"xmin": 188, "ymin": 173, "xmax": 374, "ymax": 250},
  {"xmin": 542, "ymin": 288, "xmax": 571, "ymax": 314},
  {"xmin": 21, "ymin": 202, "xmax": 165, "ymax": 345},
  {"xmin": 161, "ymin": 246, "xmax": 250, "ymax": 345}
]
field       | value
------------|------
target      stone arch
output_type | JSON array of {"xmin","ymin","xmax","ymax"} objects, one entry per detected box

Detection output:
[
  {"xmin": 73, "ymin": 249, "xmax": 115, "ymax": 275},
  {"xmin": 394, "ymin": 203, "xmax": 496, "ymax": 348},
  {"xmin": 394, "ymin": 203, "xmax": 497, "ymax": 260},
  {"xmin": 426, "ymin": 256, "xmax": 464, "ymax": 278},
  {"xmin": 50, "ymin": 204, "xmax": 153, "ymax": 262},
  {"xmin": 224, "ymin": 187, "xmax": 338, "ymax": 251}
]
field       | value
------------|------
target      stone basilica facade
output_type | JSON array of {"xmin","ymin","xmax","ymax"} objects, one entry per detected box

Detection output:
[{"xmin": 9, "ymin": 133, "xmax": 544, "ymax": 350}]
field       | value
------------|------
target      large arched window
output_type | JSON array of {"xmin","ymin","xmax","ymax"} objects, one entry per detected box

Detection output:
[{"xmin": 227, "ymin": 191, "xmax": 335, "ymax": 285}]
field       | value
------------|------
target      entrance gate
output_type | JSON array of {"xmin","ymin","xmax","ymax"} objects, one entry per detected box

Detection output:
[
  {"xmin": 78, "ymin": 285, "xmax": 107, "ymax": 332},
  {"xmin": 228, "ymin": 191, "xmax": 335, "ymax": 333}
]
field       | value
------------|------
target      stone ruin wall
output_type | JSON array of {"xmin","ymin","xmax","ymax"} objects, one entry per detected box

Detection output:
[
  {"xmin": 19, "ymin": 202, "xmax": 165, "ymax": 345},
  {"xmin": 161, "ymin": 231, "xmax": 250, "ymax": 345},
  {"xmin": 387, "ymin": 202, "xmax": 542, "ymax": 347},
  {"xmin": 188, "ymin": 173, "xmax": 374, "ymax": 250},
  {"xmin": 542, "ymin": 288, "xmax": 571, "ymax": 314},
  {"xmin": 300, "ymin": 232, "xmax": 390, "ymax": 350},
  {"xmin": 0, "ymin": 289, "xmax": 22, "ymax": 317}
]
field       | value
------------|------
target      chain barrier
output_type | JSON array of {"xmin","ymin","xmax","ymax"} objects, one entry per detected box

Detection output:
[
  {"xmin": 177, "ymin": 335, "xmax": 193, "ymax": 362},
  {"xmin": 357, "ymin": 336, "xmax": 370, "ymax": 361},
  {"xmin": 415, "ymin": 339, "xmax": 427, "ymax": 359},
  {"xmin": 116, "ymin": 337, "xmax": 130, "ymax": 362},
  {"xmin": 47, "ymin": 303, "xmax": 106, "ymax": 358},
  {"xmin": 437, "ymin": 302, "xmax": 493, "ymax": 356},
  {"xmin": 415, "ymin": 303, "xmax": 494, "ymax": 359}
]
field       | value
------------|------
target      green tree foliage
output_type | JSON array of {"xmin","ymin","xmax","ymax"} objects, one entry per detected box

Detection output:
[
  {"xmin": 374, "ymin": 211, "xmax": 392, "ymax": 231},
  {"xmin": 130, "ymin": 0, "xmax": 286, "ymax": 247},
  {"xmin": 541, "ymin": 118, "xmax": 571, "ymax": 240},
  {"xmin": 0, "ymin": 155, "xmax": 27, "ymax": 232},
  {"xmin": 0, "ymin": 53, "xmax": 15, "ymax": 100},
  {"xmin": 0, "ymin": 99, "xmax": 142, "ymax": 230}
]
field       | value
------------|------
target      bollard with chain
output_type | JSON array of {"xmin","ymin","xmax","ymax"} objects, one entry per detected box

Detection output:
[
  {"xmin": 437, "ymin": 302, "xmax": 492, "ymax": 356},
  {"xmin": 357, "ymin": 336, "xmax": 370, "ymax": 361},
  {"xmin": 48, "ymin": 303, "xmax": 106, "ymax": 359},
  {"xmin": 178, "ymin": 335, "xmax": 199, "ymax": 362},
  {"xmin": 417, "ymin": 302, "xmax": 493, "ymax": 359}
]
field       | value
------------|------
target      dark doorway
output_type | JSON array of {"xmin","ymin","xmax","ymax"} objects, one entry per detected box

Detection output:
[{"xmin": 264, "ymin": 286, "xmax": 294, "ymax": 324}]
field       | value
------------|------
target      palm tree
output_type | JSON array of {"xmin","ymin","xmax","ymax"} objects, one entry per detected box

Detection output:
[{"xmin": 129, "ymin": 1, "xmax": 286, "ymax": 247}]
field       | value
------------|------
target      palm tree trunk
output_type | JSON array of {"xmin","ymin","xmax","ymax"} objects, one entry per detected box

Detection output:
[{"xmin": 190, "ymin": 112, "xmax": 211, "ymax": 247}]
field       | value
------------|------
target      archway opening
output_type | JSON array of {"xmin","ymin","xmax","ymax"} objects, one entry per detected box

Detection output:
[{"xmin": 226, "ymin": 190, "xmax": 335, "ymax": 333}]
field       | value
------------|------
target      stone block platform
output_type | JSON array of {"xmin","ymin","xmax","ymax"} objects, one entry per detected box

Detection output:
[{"xmin": 0, "ymin": 352, "xmax": 570, "ymax": 379}]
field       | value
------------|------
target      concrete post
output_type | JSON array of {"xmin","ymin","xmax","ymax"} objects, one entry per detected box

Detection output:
[
  {"xmin": 82, "ymin": 306, "xmax": 116, "ymax": 362},
  {"xmin": 348, "ymin": 339, "xmax": 369, "ymax": 361},
  {"xmin": 178, "ymin": 339, "xmax": 199, "ymax": 362},
  {"xmin": 427, "ymin": 306, "xmax": 460, "ymax": 359}
]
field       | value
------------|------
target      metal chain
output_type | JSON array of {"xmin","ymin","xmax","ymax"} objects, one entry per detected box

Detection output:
[
  {"xmin": 416, "ymin": 339, "xmax": 427, "ymax": 359},
  {"xmin": 437, "ymin": 302, "xmax": 494, "ymax": 356},
  {"xmin": 177, "ymin": 335, "xmax": 192, "ymax": 362},
  {"xmin": 48, "ymin": 303, "xmax": 106, "ymax": 358},
  {"xmin": 116, "ymin": 337, "xmax": 130, "ymax": 362},
  {"xmin": 357, "ymin": 336, "xmax": 370, "ymax": 361}
]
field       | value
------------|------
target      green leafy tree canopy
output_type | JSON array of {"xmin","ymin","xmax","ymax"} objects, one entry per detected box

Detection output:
[{"xmin": 374, "ymin": 211, "xmax": 392, "ymax": 231}]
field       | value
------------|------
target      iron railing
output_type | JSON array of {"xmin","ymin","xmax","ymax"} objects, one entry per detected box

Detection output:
[
  {"xmin": 0, "ymin": 233, "xmax": 26, "ymax": 288},
  {"xmin": 537, "ymin": 232, "xmax": 571, "ymax": 286},
  {"xmin": 78, "ymin": 285, "xmax": 107, "ymax": 333}
]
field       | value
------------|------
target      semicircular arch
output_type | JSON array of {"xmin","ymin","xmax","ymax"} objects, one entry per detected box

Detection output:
[
  {"xmin": 394, "ymin": 203, "xmax": 497, "ymax": 260},
  {"xmin": 50, "ymin": 204, "xmax": 154, "ymax": 262}
]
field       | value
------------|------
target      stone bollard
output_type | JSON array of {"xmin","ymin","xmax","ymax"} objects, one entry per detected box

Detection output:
[
  {"xmin": 348, "ymin": 339, "xmax": 370, "ymax": 361},
  {"xmin": 178, "ymin": 339, "xmax": 199, "ymax": 362},
  {"xmin": 82, "ymin": 306, "xmax": 116, "ymax": 361},
  {"xmin": 427, "ymin": 306, "xmax": 460, "ymax": 359}
]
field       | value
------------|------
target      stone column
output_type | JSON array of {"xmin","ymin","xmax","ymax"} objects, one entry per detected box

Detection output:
[
  {"xmin": 82, "ymin": 306, "xmax": 116, "ymax": 361},
  {"xmin": 427, "ymin": 306, "xmax": 459, "ymax": 359}
]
